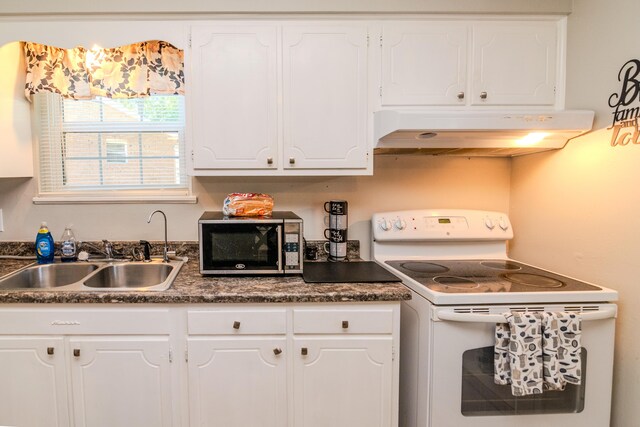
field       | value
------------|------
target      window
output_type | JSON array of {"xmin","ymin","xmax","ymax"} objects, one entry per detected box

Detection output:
[
  {"xmin": 34, "ymin": 92, "xmax": 192, "ymax": 202},
  {"xmin": 106, "ymin": 140, "xmax": 128, "ymax": 164}
]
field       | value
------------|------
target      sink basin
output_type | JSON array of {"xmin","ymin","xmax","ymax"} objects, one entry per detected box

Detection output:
[
  {"xmin": 0, "ymin": 259, "xmax": 183, "ymax": 292},
  {"xmin": 0, "ymin": 263, "xmax": 100, "ymax": 290},
  {"xmin": 82, "ymin": 262, "xmax": 178, "ymax": 291}
]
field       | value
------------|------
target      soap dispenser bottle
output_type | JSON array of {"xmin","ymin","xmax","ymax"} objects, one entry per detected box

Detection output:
[
  {"xmin": 60, "ymin": 225, "xmax": 77, "ymax": 262},
  {"xmin": 35, "ymin": 222, "xmax": 55, "ymax": 264}
]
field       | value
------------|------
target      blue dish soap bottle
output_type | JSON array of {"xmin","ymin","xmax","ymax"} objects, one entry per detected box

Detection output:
[{"xmin": 35, "ymin": 222, "xmax": 55, "ymax": 264}]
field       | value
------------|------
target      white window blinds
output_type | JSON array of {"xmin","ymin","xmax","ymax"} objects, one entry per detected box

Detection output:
[{"xmin": 34, "ymin": 92, "xmax": 187, "ymax": 194}]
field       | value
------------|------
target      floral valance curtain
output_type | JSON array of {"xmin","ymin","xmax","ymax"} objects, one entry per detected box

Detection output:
[{"xmin": 24, "ymin": 40, "xmax": 184, "ymax": 100}]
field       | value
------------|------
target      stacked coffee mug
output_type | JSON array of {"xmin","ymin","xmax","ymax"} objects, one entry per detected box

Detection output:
[{"xmin": 323, "ymin": 200, "xmax": 348, "ymax": 261}]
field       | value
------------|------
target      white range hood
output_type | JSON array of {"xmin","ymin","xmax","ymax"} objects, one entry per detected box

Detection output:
[{"xmin": 374, "ymin": 110, "xmax": 595, "ymax": 157}]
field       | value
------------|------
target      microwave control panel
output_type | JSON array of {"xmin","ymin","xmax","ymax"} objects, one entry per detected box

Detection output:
[{"xmin": 284, "ymin": 221, "xmax": 302, "ymax": 270}]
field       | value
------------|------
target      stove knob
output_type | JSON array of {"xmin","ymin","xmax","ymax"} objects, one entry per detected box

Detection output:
[
  {"xmin": 484, "ymin": 217, "xmax": 495, "ymax": 230},
  {"xmin": 379, "ymin": 219, "xmax": 392, "ymax": 231},
  {"xmin": 499, "ymin": 218, "xmax": 509, "ymax": 231},
  {"xmin": 394, "ymin": 218, "xmax": 407, "ymax": 230}
]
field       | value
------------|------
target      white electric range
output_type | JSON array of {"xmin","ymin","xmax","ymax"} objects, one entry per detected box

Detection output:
[{"xmin": 371, "ymin": 209, "xmax": 618, "ymax": 427}]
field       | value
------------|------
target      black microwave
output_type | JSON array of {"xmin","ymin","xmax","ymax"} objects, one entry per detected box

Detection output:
[{"xmin": 198, "ymin": 211, "xmax": 303, "ymax": 275}]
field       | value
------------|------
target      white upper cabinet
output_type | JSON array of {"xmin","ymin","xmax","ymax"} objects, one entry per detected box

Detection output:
[
  {"xmin": 282, "ymin": 25, "xmax": 369, "ymax": 170},
  {"xmin": 381, "ymin": 19, "xmax": 561, "ymax": 108},
  {"xmin": 190, "ymin": 25, "xmax": 279, "ymax": 171},
  {"xmin": 470, "ymin": 22, "xmax": 558, "ymax": 106},
  {"xmin": 188, "ymin": 22, "xmax": 372, "ymax": 176},
  {"xmin": 381, "ymin": 22, "xmax": 468, "ymax": 106},
  {"xmin": 0, "ymin": 42, "xmax": 34, "ymax": 178}
]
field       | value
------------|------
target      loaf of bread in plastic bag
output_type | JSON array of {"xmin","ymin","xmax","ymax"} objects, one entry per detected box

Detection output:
[{"xmin": 222, "ymin": 193, "xmax": 274, "ymax": 217}]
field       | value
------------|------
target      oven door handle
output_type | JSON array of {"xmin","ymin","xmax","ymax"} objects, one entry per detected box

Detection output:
[{"xmin": 434, "ymin": 306, "xmax": 617, "ymax": 323}]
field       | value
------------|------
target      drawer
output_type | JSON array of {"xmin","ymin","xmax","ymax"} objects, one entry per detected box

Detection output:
[
  {"xmin": 293, "ymin": 308, "xmax": 394, "ymax": 334},
  {"xmin": 0, "ymin": 308, "xmax": 171, "ymax": 335},
  {"xmin": 188, "ymin": 309, "xmax": 287, "ymax": 335}
]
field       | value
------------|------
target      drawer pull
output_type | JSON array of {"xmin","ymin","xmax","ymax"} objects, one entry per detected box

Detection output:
[
  {"xmin": 273, "ymin": 348, "xmax": 283, "ymax": 356},
  {"xmin": 457, "ymin": 91, "xmax": 465, "ymax": 100},
  {"xmin": 289, "ymin": 157, "xmax": 295, "ymax": 165},
  {"xmin": 301, "ymin": 347, "xmax": 308, "ymax": 356},
  {"xmin": 233, "ymin": 321, "xmax": 241, "ymax": 330},
  {"xmin": 480, "ymin": 91, "xmax": 488, "ymax": 100},
  {"xmin": 267, "ymin": 157, "xmax": 273, "ymax": 165},
  {"xmin": 73, "ymin": 349, "xmax": 80, "ymax": 357},
  {"xmin": 47, "ymin": 347, "xmax": 54, "ymax": 355},
  {"xmin": 342, "ymin": 320, "xmax": 349, "ymax": 329}
]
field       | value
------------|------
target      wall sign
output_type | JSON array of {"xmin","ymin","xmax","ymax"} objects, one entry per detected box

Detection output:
[{"xmin": 608, "ymin": 59, "xmax": 640, "ymax": 146}]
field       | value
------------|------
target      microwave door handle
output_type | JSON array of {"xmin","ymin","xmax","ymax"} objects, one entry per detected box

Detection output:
[
  {"xmin": 434, "ymin": 306, "xmax": 617, "ymax": 323},
  {"xmin": 277, "ymin": 225, "xmax": 283, "ymax": 273}
]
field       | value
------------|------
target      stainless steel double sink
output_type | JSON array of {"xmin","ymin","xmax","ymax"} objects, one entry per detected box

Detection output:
[{"xmin": 0, "ymin": 259, "xmax": 184, "ymax": 291}]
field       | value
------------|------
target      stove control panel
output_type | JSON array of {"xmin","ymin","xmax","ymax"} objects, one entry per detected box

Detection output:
[{"xmin": 373, "ymin": 209, "xmax": 514, "ymax": 241}]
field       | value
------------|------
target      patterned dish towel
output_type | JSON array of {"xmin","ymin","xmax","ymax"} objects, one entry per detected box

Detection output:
[
  {"xmin": 542, "ymin": 312, "xmax": 582, "ymax": 391},
  {"xmin": 494, "ymin": 311, "xmax": 582, "ymax": 396}
]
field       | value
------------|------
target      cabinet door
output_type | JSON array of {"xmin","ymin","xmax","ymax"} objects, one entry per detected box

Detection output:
[
  {"xmin": 471, "ymin": 21, "xmax": 558, "ymax": 106},
  {"xmin": 69, "ymin": 336, "xmax": 174, "ymax": 427},
  {"xmin": 381, "ymin": 22, "xmax": 468, "ymax": 106},
  {"xmin": 190, "ymin": 25, "xmax": 279, "ymax": 170},
  {"xmin": 0, "ymin": 337, "xmax": 69, "ymax": 427},
  {"xmin": 293, "ymin": 337, "xmax": 393, "ymax": 427},
  {"xmin": 188, "ymin": 337, "xmax": 287, "ymax": 427},
  {"xmin": 0, "ymin": 42, "xmax": 34, "ymax": 177},
  {"xmin": 282, "ymin": 24, "xmax": 369, "ymax": 170}
]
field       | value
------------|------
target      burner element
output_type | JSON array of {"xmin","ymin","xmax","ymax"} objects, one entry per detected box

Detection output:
[
  {"xmin": 481, "ymin": 261, "xmax": 522, "ymax": 271},
  {"xmin": 503, "ymin": 273, "xmax": 565, "ymax": 288},
  {"xmin": 433, "ymin": 276, "xmax": 478, "ymax": 289},
  {"xmin": 399, "ymin": 262, "xmax": 449, "ymax": 274}
]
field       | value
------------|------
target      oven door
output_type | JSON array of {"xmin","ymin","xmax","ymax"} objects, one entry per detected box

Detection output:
[
  {"xmin": 199, "ymin": 221, "xmax": 282, "ymax": 274},
  {"xmin": 428, "ymin": 304, "xmax": 616, "ymax": 427}
]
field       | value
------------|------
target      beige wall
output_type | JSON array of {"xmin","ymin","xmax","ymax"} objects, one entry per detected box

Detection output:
[
  {"xmin": 0, "ymin": 156, "xmax": 511, "ymax": 258},
  {"xmin": 509, "ymin": 0, "xmax": 640, "ymax": 425}
]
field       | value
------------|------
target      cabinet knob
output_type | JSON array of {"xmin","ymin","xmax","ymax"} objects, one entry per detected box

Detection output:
[
  {"xmin": 301, "ymin": 347, "xmax": 308, "ymax": 356},
  {"xmin": 289, "ymin": 157, "xmax": 295, "ymax": 165},
  {"xmin": 267, "ymin": 157, "xmax": 273, "ymax": 165},
  {"xmin": 342, "ymin": 320, "xmax": 349, "ymax": 329},
  {"xmin": 73, "ymin": 349, "xmax": 80, "ymax": 357},
  {"xmin": 233, "ymin": 321, "xmax": 241, "ymax": 330},
  {"xmin": 457, "ymin": 91, "xmax": 465, "ymax": 100},
  {"xmin": 480, "ymin": 91, "xmax": 488, "ymax": 100},
  {"xmin": 273, "ymin": 348, "xmax": 283, "ymax": 356},
  {"xmin": 47, "ymin": 347, "xmax": 54, "ymax": 355}
]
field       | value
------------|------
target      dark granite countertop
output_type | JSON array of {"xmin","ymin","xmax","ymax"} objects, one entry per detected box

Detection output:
[{"xmin": 0, "ymin": 257, "xmax": 411, "ymax": 304}]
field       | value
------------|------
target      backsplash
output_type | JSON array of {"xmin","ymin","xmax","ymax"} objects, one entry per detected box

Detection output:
[
  {"xmin": 0, "ymin": 240, "xmax": 360, "ymax": 261},
  {"xmin": 0, "ymin": 241, "xmax": 200, "ymax": 259},
  {"xmin": 304, "ymin": 240, "xmax": 360, "ymax": 261}
]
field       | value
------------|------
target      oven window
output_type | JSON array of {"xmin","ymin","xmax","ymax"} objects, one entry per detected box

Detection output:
[
  {"xmin": 461, "ymin": 346, "xmax": 586, "ymax": 416},
  {"xmin": 204, "ymin": 224, "xmax": 279, "ymax": 270}
]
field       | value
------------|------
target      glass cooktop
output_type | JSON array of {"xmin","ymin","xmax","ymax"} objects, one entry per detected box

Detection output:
[{"xmin": 384, "ymin": 260, "xmax": 602, "ymax": 293}]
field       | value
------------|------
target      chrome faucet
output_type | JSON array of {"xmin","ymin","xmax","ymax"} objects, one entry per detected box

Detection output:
[
  {"xmin": 147, "ymin": 210, "xmax": 169, "ymax": 262},
  {"xmin": 78, "ymin": 240, "xmax": 123, "ymax": 261},
  {"xmin": 102, "ymin": 240, "xmax": 114, "ymax": 259}
]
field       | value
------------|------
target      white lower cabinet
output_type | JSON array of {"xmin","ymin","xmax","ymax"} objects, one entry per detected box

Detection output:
[
  {"xmin": 0, "ymin": 337, "xmax": 69, "ymax": 427},
  {"xmin": 0, "ymin": 334, "xmax": 174, "ymax": 427},
  {"xmin": 69, "ymin": 337, "xmax": 174, "ymax": 427},
  {"xmin": 0, "ymin": 307, "xmax": 178, "ymax": 427},
  {"xmin": 187, "ymin": 304, "xmax": 399, "ymax": 427},
  {"xmin": 293, "ymin": 337, "xmax": 393, "ymax": 427},
  {"xmin": 187, "ymin": 337, "xmax": 288, "ymax": 426},
  {"xmin": 0, "ymin": 302, "xmax": 399, "ymax": 427}
]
